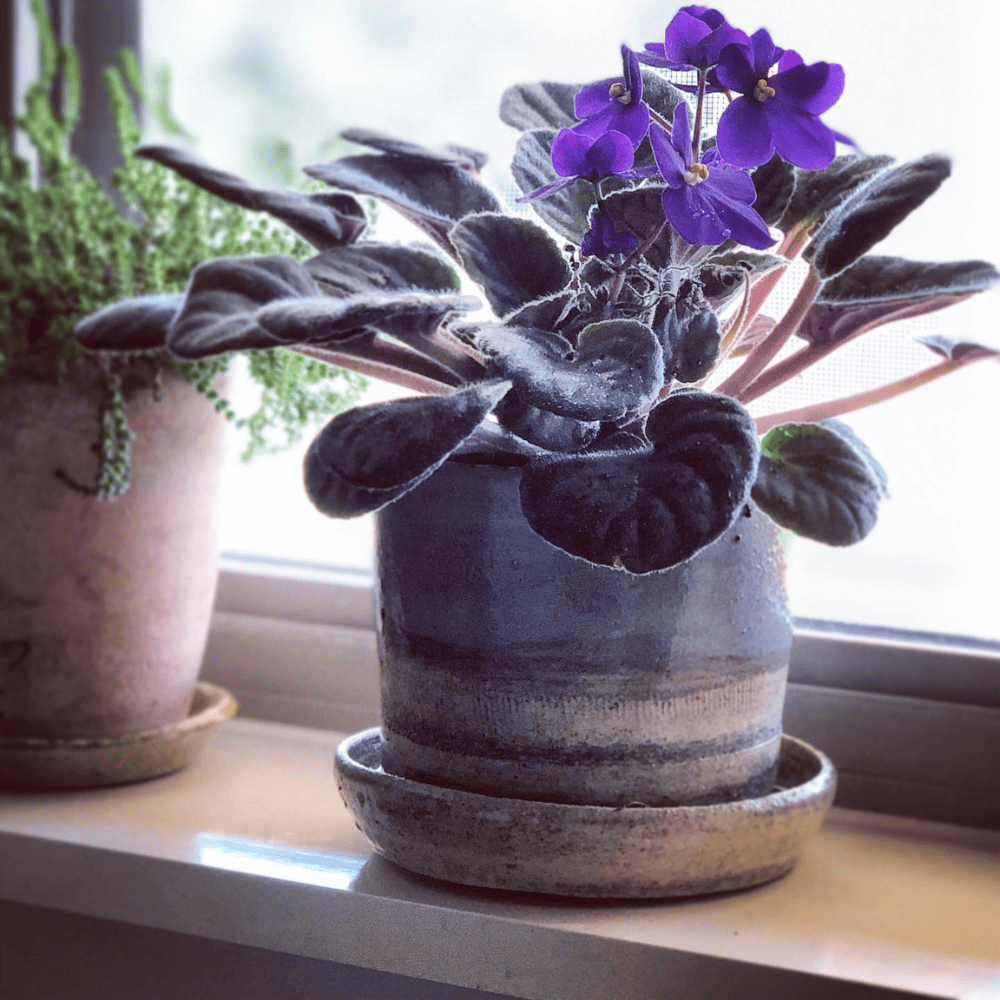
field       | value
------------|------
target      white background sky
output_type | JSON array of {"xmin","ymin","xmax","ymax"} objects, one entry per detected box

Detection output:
[{"xmin": 141, "ymin": 0, "xmax": 1000, "ymax": 640}]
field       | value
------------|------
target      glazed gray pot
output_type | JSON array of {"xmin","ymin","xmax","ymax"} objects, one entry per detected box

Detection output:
[
  {"xmin": 375, "ymin": 455, "xmax": 792, "ymax": 808},
  {"xmin": 0, "ymin": 367, "xmax": 226, "ymax": 741}
]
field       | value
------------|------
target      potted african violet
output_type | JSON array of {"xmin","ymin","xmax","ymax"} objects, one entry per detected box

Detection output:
[
  {"xmin": 0, "ymin": 0, "xmax": 362, "ymax": 787},
  {"xmin": 74, "ymin": 6, "xmax": 996, "ymax": 891}
]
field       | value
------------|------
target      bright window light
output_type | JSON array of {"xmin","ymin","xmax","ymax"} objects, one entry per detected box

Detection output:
[{"xmin": 144, "ymin": 0, "xmax": 1000, "ymax": 642}]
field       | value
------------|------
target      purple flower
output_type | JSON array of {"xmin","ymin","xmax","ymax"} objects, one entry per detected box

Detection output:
[
  {"xmin": 581, "ymin": 206, "xmax": 641, "ymax": 258},
  {"xmin": 571, "ymin": 46, "xmax": 650, "ymax": 149},
  {"xmin": 651, "ymin": 102, "xmax": 774, "ymax": 249},
  {"xmin": 714, "ymin": 30, "xmax": 845, "ymax": 169},
  {"xmin": 640, "ymin": 7, "xmax": 749, "ymax": 74},
  {"xmin": 519, "ymin": 129, "xmax": 635, "ymax": 202}
]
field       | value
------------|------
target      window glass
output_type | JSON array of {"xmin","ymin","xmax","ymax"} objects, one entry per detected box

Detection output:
[{"xmin": 144, "ymin": 0, "xmax": 1000, "ymax": 641}]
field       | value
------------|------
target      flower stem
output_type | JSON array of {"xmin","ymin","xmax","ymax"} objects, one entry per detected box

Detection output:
[{"xmin": 691, "ymin": 71, "xmax": 707, "ymax": 161}]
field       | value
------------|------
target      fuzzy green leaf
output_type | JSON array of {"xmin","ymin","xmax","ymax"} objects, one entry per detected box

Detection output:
[
  {"xmin": 776, "ymin": 153, "xmax": 895, "ymax": 234},
  {"xmin": 304, "ymin": 242, "xmax": 462, "ymax": 297},
  {"xmin": 340, "ymin": 128, "xmax": 489, "ymax": 171},
  {"xmin": 304, "ymin": 155, "xmax": 503, "ymax": 253},
  {"xmin": 806, "ymin": 155, "xmax": 952, "ymax": 278},
  {"xmin": 168, "ymin": 255, "xmax": 320, "ymax": 359},
  {"xmin": 450, "ymin": 213, "xmax": 572, "ymax": 318},
  {"xmin": 304, "ymin": 381, "xmax": 510, "ymax": 517},
  {"xmin": 136, "ymin": 145, "xmax": 368, "ymax": 249},
  {"xmin": 477, "ymin": 319, "xmax": 663, "ymax": 421},
  {"xmin": 511, "ymin": 130, "xmax": 596, "ymax": 245},
  {"xmin": 751, "ymin": 421, "xmax": 886, "ymax": 545},
  {"xmin": 519, "ymin": 389, "xmax": 760, "ymax": 573},
  {"xmin": 74, "ymin": 293, "xmax": 183, "ymax": 351},
  {"xmin": 255, "ymin": 291, "xmax": 480, "ymax": 345},
  {"xmin": 498, "ymin": 80, "xmax": 580, "ymax": 132}
]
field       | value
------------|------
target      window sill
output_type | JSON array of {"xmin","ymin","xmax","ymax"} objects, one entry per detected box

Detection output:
[{"xmin": 0, "ymin": 716, "xmax": 998, "ymax": 999}]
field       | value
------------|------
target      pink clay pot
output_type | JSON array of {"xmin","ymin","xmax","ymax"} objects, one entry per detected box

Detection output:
[{"xmin": 0, "ymin": 367, "xmax": 226, "ymax": 739}]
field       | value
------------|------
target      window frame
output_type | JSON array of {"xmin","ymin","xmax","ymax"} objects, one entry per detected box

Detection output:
[{"xmin": 12, "ymin": 0, "xmax": 997, "ymax": 832}]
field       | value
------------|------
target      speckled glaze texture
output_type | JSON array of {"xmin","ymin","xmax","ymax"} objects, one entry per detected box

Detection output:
[
  {"xmin": 0, "ymin": 370, "xmax": 226, "ymax": 740},
  {"xmin": 337, "ymin": 729, "xmax": 836, "ymax": 898},
  {"xmin": 375, "ymin": 457, "xmax": 792, "ymax": 807}
]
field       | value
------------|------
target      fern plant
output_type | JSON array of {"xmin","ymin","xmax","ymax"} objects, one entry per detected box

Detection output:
[{"xmin": 0, "ymin": 0, "xmax": 365, "ymax": 498}]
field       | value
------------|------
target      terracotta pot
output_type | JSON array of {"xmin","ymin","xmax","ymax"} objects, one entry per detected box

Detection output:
[
  {"xmin": 0, "ymin": 366, "xmax": 226, "ymax": 740},
  {"xmin": 376, "ymin": 455, "xmax": 792, "ymax": 807}
]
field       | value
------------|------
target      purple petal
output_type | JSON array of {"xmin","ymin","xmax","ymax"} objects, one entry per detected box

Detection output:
[
  {"xmin": 669, "ymin": 100, "xmax": 695, "ymax": 164},
  {"xmin": 622, "ymin": 45, "xmax": 644, "ymax": 103},
  {"xmin": 649, "ymin": 123, "xmax": 687, "ymax": 186},
  {"xmin": 700, "ymin": 157, "xmax": 757, "ymax": 203},
  {"xmin": 574, "ymin": 78, "xmax": 618, "ymax": 119},
  {"xmin": 551, "ymin": 128, "xmax": 596, "ymax": 177},
  {"xmin": 581, "ymin": 209, "xmax": 640, "ymax": 258},
  {"xmin": 584, "ymin": 130, "xmax": 636, "ymax": 175},
  {"xmin": 517, "ymin": 176, "xmax": 577, "ymax": 202},
  {"xmin": 662, "ymin": 185, "xmax": 730, "ymax": 246},
  {"xmin": 638, "ymin": 42, "xmax": 670, "ymax": 68},
  {"xmin": 748, "ymin": 28, "xmax": 783, "ymax": 77},
  {"xmin": 773, "ymin": 61, "xmax": 845, "ymax": 115},
  {"xmin": 767, "ymin": 104, "xmax": 838, "ymax": 169},
  {"xmin": 715, "ymin": 96, "xmax": 774, "ymax": 167},
  {"xmin": 707, "ymin": 188, "xmax": 775, "ymax": 249},
  {"xmin": 714, "ymin": 40, "xmax": 757, "ymax": 92},
  {"xmin": 663, "ymin": 10, "xmax": 713, "ymax": 66},
  {"xmin": 777, "ymin": 50, "xmax": 803, "ymax": 72}
]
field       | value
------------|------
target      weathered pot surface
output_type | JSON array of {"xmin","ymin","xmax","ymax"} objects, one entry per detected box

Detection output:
[
  {"xmin": 336, "ymin": 729, "xmax": 836, "ymax": 898},
  {"xmin": 375, "ymin": 455, "xmax": 792, "ymax": 808},
  {"xmin": 0, "ymin": 367, "xmax": 226, "ymax": 740}
]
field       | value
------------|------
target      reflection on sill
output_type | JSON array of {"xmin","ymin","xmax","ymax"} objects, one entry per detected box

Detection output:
[{"xmin": 196, "ymin": 833, "xmax": 367, "ymax": 892}]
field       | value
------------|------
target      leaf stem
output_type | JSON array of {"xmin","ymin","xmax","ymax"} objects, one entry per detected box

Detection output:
[
  {"xmin": 753, "ymin": 354, "xmax": 991, "ymax": 434},
  {"xmin": 718, "ymin": 264, "xmax": 822, "ymax": 399}
]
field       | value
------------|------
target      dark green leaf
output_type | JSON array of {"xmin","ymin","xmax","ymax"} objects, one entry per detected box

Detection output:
[
  {"xmin": 751, "ymin": 421, "xmax": 885, "ymax": 545},
  {"xmin": 254, "ymin": 291, "xmax": 480, "ymax": 345},
  {"xmin": 340, "ymin": 128, "xmax": 488, "ymax": 171},
  {"xmin": 637, "ymin": 66, "xmax": 687, "ymax": 122},
  {"xmin": 807, "ymin": 155, "xmax": 952, "ymax": 278},
  {"xmin": 168, "ymin": 256, "xmax": 320, "ymax": 359},
  {"xmin": 493, "ymin": 390, "xmax": 600, "ymax": 452},
  {"xmin": 751, "ymin": 154, "xmax": 796, "ymax": 227},
  {"xmin": 599, "ymin": 185, "xmax": 672, "ymax": 269},
  {"xmin": 519, "ymin": 389, "xmax": 760, "ymax": 573},
  {"xmin": 819, "ymin": 255, "xmax": 1000, "ymax": 304},
  {"xmin": 477, "ymin": 319, "xmax": 664, "ymax": 421},
  {"xmin": 75, "ymin": 293, "xmax": 183, "ymax": 351},
  {"xmin": 917, "ymin": 334, "xmax": 1000, "ymax": 362},
  {"xmin": 776, "ymin": 153, "xmax": 894, "ymax": 233},
  {"xmin": 305, "ymin": 242, "xmax": 462, "ymax": 297},
  {"xmin": 450, "ymin": 213, "xmax": 572, "ymax": 318},
  {"xmin": 304, "ymin": 381, "xmax": 509, "ymax": 517},
  {"xmin": 304, "ymin": 155, "xmax": 503, "ymax": 254},
  {"xmin": 511, "ymin": 130, "xmax": 596, "ymax": 245},
  {"xmin": 136, "ymin": 145, "xmax": 368, "ymax": 249},
  {"xmin": 797, "ymin": 256, "xmax": 1000, "ymax": 349},
  {"xmin": 499, "ymin": 80, "xmax": 580, "ymax": 132}
]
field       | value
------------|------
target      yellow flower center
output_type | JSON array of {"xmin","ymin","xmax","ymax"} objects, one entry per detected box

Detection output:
[
  {"xmin": 754, "ymin": 78, "xmax": 777, "ymax": 103},
  {"xmin": 609, "ymin": 82, "xmax": 632, "ymax": 106},
  {"xmin": 683, "ymin": 163, "xmax": 710, "ymax": 185}
]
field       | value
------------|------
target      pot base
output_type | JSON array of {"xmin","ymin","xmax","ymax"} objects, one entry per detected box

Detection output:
[
  {"xmin": 0, "ymin": 681, "xmax": 237, "ymax": 790},
  {"xmin": 336, "ymin": 729, "xmax": 836, "ymax": 898}
]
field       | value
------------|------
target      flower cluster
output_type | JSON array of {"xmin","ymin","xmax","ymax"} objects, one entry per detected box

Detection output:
[{"xmin": 527, "ymin": 5, "xmax": 847, "ymax": 258}]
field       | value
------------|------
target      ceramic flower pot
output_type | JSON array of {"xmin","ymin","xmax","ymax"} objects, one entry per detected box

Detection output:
[
  {"xmin": 375, "ymin": 454, "xmax": 793, "ymax": 808},
  {"xmin": 0, "ymin": 366, "xmax": 226, "ymax": 745}
]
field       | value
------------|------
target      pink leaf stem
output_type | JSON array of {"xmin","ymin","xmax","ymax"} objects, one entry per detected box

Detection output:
[{"xmin": 718, "ymin": 264, "xmax": 823, "ymax": 399}]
